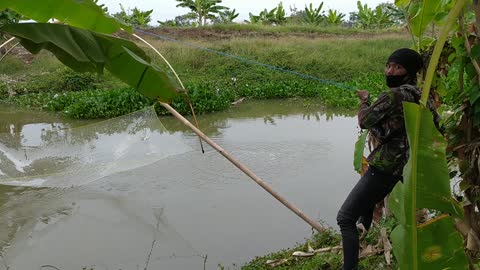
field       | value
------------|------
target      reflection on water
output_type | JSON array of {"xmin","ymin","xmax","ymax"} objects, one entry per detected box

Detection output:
[{"xmin": 0, "ymin": 100, "xmax": 360, "ymax": 269}]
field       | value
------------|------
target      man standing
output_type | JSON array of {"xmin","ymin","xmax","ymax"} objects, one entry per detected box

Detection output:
[{"xmin": 336, "ymin": 48, "xmax": 441, "ymax": 270}]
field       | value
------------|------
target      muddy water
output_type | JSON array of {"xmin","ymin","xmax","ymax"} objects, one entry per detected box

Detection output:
[{"xmin": 0, "ymin": 100, "xmax": 360, "ymax": 269}]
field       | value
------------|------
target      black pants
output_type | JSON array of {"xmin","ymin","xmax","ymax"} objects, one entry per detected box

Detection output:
[{"xmin": 336, "ymin": 166, "xmax": 400, "ymax": 270}]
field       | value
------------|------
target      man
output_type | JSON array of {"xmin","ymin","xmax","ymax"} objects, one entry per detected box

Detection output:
[{"xmin": 336, "ymin": 48, "xmax": 441, "ymax": 270}]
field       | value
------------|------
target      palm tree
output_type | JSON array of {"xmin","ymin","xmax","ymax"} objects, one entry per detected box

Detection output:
[{"xmin": 175, "ymin": 0, "xmax": 227, "ymax": 26}]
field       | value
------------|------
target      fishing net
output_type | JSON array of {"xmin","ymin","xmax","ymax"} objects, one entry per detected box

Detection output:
[{"xmin": 0, "ymin": 106, "xmax": 192, "ymax": 187}]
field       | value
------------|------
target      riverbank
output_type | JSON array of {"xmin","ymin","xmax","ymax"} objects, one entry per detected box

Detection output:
[
  {"xmin": 240, "ymin": 218, "xmax": 397, "ymax": 270},
  {"xmin": 0, "ymin": 27, "xmax": 411, "ymax": 119}
]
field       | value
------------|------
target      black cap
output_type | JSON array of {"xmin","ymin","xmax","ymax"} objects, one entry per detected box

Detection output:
[{"xmin": 387, "ymin": 48, "xmax": 423, "ymax": 76}]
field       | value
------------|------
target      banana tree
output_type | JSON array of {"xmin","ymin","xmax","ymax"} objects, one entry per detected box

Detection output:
[
  {"xmin": 217, "ymin": 8, "xmax": 239, "ymax": 24},
  {"xmin": 175, "ymin": 0, "xmax": 227, "ymax": 26},
  {"xmin": 386, "ymin": 0, "xmax": 470, "ymax": 269},
  {"xmin": 248, "ymin": 8, "xmax": 277, "ymax": 25},
  {"xmin": 373, "ymin": 5, "xmax": 393, "ymax": 28},
  {"xmin": 438, "ymin": 0, "xmax": 480, "ymax": 262},
  {"xmin": 356, "ymin": 1, "xmax": 375, "ymax": 29},
  {"xmin": 112, "ymin": 4, "xmax": 153, "ymax": 28},
  {"xmin": 274, "ymin": 2, "xmax": 287, "ymax": 25},
  {"xmin": 355, "ymin": 1, "xmax": 394, "ymax": 29},
  {"xmin": 304, "ymin": 2, "xmax": 324, "ymax": 25},
  {"xmin": 325, "ymin": 9, "xmax": 345, "ymax": 25}
]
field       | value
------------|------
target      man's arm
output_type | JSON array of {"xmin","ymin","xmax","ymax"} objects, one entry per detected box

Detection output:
[{"xmin": 357, "ymin": 91, "xmax": 395, "ymax": 129}]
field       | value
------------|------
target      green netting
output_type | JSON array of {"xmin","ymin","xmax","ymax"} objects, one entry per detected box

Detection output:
[{"xmin": 0, "ymin": 106, "xmax": 192, "ymax": 187}]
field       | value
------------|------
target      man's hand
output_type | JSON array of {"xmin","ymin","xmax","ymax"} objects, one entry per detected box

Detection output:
[{"xmin": 356, "ymin": 90, "xmax": 370, "ymax": 102}]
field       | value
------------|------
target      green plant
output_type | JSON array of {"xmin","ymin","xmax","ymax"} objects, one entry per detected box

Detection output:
[
  {"xmin": 175, "ymin": 0, "xmax": 227, "ymax": 26},
  {"xmin": 92, "ymin": 0, "xmax": 108, "ymax": 13},
  {"xmin": 0, "ymin": 82, "xmax": 8, "ymax": 99},
  {"xmin": 112, "ymin": 4, "xmax": 153, "ymax": 28},
  {"xmin": 0, "ymin": 8, "xmax": 21, "ymax": 27},
  {"xmin": 325, "ymin": 9, "xmax": 345, "ymax": 25},
  {"xmin": 353, "ymin": 1, "xmax": 393, "ymax": 29},
  {"xmin": 59, "ymin": 68, "xmax": 98, "ymax": 92},
  {"xmin": 248, "ymin": 3, "xmax": 286, "ymax": 26},
  {"xmin": 438, "ymin": 0, "xmax": 480, "ymax": 265},
  {"xmin": 216, "ymin": 8, "xmax": 239, "ymax": 24},
  {"xmin": 386, "ymin": 0, "xmax": 469, "ymax": 269},
  {"xmin": 355, "ymin": 1, "xmax": 375, "ymax": 29},
  {"xmin": 248, "ymin": 8, "xmax": 277, "ymax": 25},
  {"xmin": 274, "ymin": 2, "xmax": 287, "ymax": 25},
  {"xmin": 304, "ymin": 3, "xmax": 324, "ymax": 25},
  {"xmin": 159, "ymin": 12, "xmax": 198, "ymax": 27}
]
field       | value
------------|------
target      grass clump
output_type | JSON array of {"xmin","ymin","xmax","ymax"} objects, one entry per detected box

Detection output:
[
  {"xmin": 241, "ymin": 228, "xmax": 342, "ymax": 270},
  {"xmin": 9, "ymin": 82, "xmax": 235, "ymax": 119},
  {"xmin": 241, "ymin": 218, "xmax": 398, "ymax": 270}
]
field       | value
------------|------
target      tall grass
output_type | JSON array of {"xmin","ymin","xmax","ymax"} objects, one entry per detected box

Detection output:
[
  {"xmin": 144, "ymin": 35, "xmax": 411, "ymax": 83},
  {"xmin": 164, "ymin": 24, "xmax": 405, "ymax": 35},
  {"xmin": 0, "ymin": 51, "xmax": 63, "ymax": 75}
]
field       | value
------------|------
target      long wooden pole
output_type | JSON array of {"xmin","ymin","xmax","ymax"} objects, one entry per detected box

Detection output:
[
  {"xmin": 160, "ymin": 102, "xmax": 325, "ymax": 233},
  {"xmin": 0, "ymin": 37, "xmax": 16, "ymax": 50}
]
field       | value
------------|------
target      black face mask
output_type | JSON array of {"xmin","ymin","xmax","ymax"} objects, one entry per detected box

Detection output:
[{"xmin": 385, "ymin": 74, "xmax": 409, "ymax": 88}]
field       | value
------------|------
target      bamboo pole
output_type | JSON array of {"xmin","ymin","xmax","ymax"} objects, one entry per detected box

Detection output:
[
  {"xmin": 160, "ymin": 102, "xmax": 326, "ymax": 233},
  {"xmin": 0, "ymin": 37, "xmax": 16, "ymax": 50},
  {"xmin": 0, "ymin": 42, "xmax": 19, "ymax": 63}
]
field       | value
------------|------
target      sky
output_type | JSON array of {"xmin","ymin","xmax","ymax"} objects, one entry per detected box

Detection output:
[{"xmin": 97, "ymin": 0, "xmax": 391, "ymax": 24}]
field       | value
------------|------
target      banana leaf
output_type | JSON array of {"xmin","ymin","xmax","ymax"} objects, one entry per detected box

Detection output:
[
  {"xmin": 391, "ymin": 215, "xmax": 468, "ymax": 269},
  {"xmin": 353, "ymin": 130, "xmax": 368, "ymax": 174},
  {"xmin": 395, "ymin": 0, "xmax": 411, "ymax": 9},
  {"xmin": 408, "ymin": 0, "xmax": 443, "ymax": 37},
  {"xmin": 389, "ymin": 103, "xmax": 466, "ymax": 270},
  {"xmin": 0, "ymin": 0, "xmax": 129, "ymax": 33},
  {"xmin": 0, "ymin": 23, "xmax": 178, "ymax": 102}
]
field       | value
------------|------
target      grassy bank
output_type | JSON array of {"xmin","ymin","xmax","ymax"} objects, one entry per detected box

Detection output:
[
  {"xmin": 148, "ymin": 24, "xmax": 405, "ymax": 37},
  {"xmin": 240, "ymin": 218, "xmax": 398, "ymax": 270},
  {"xmin": 1, "ymin": 27, "xmax": 411, "ymax": 119}
]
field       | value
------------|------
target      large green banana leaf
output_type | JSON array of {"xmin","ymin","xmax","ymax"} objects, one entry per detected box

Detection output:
[
  {"xmin": 395, "ymin": 0, "xmax": 411, "ymax": 8},
  {"xmin": 391, "ymin": 215, "xmax": 468, "ymax": 269},
  {"xmin": 0, "ymin": 23, "xmax": 178, "ymax": 102},
  {"xmin": 408, "ymin": 0, "xmax": 444, "ymax": 37},
  {"xmin": 389, "ymin": 103, "xmax": 467, "ymax": 269},
  {"xmin": 0, "ymin": 0, "xmax": 129, "ymax": 33},
  {"xmin": 353, "ymin": 130, "xmax": 367, "ymax": 174}
]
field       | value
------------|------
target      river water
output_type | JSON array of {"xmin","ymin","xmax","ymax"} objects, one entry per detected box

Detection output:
[{"xmin": 0, "ymin": 100, "xmax": 360, "ymax": 269}]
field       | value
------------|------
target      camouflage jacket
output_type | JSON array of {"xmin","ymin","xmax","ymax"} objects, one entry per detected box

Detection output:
[{"xmin": 358, "ymin": 84, "xmax": 441, "ymax": 177}]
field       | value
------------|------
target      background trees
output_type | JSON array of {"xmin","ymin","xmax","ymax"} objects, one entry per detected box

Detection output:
[
  {"xmin": 175, "ymin": 0, "xmax": 227, "ymax": 26},
  {"xmin": 112, "ymin": 4, "xmax": 153, "ymax": 28}
]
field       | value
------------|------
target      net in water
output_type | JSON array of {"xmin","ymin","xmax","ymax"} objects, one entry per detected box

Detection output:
[{"xmin": 0, "ymin": 106, "xmax": 191, "ymax": 187}]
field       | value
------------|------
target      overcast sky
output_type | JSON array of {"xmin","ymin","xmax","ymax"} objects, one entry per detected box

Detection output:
[{"xmin": 98, "ymin": 0, "xmax": 391, "ymax": 24}]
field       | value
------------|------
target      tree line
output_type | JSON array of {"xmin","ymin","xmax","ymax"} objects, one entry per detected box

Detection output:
[
  {"xmin": 159, "ymin": 0, "xmax": 406, "ymax": 28},
  {"xmin": 0, "ymin": 1, "xmax": 406, "ymax": 30}
]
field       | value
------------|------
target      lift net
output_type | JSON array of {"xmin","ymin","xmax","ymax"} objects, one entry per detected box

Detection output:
[{"xmin": 0, "ymin": 106, "xmax": 192, "ymax": 187}]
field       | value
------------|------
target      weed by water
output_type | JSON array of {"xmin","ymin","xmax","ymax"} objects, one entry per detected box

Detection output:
[{"xmin": 241, "ymin": 218, "xmax": 398, "ymax": 270}]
